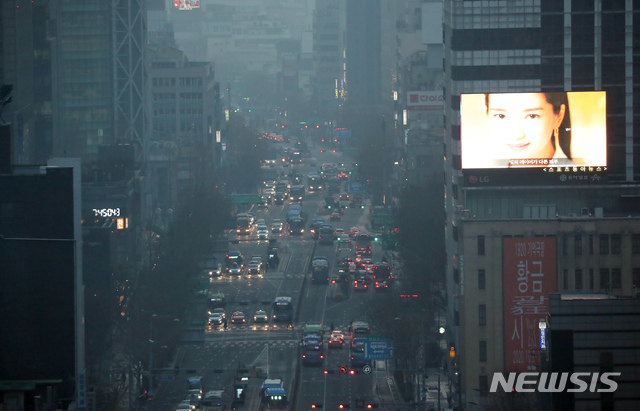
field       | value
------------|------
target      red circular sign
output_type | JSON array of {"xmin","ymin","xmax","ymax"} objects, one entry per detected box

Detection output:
[{"xmin": 339, "ymin": 365, "xmax": 348, "ymax": 374}]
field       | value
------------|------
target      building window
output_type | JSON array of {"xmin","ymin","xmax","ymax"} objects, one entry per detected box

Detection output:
[
  {"xmin": 452, "ymin": 225, "xmax": 458, "ymax": 242},
  {"xmin": 478, "ymin": 304, "xmax": 486, "ymax": 326},
  {"xmin": 563, "ymin": 269, "xmax": 569, "ymax": 290},
  {"xmin": 574, "ymin": 235, "xmax": 582, "ymax": 256},
  {"xmin": 633, "ymin": 268, "xmax": 640, "ymax": 290},
  {"xmin": 589, "ymin": 234, "xmax": 594, "ymax": 255},
  {"xmin": 479, "ymin": 340, "xmax": 487, "ymax": 362},
  {"xmin": 562, "ymin": 235, "xmax": 568, "ymax": 256},
  {"xmin": 611, "ymin": 268, "xmax": 622, "ymax": 289},
  {"xmin": 589, "ymin": 269, "xmax": 594, "ymax": 290},
  {"xmin": 600, "ymin": 268, "xmax": 610, "ymax": 290},
  {"xmin": 478, "ymin": 235, "xmax": 485, "ymax": 256},
  {"xmin": 453, "ymin": 269, "xmax": 459, "ymax": 284},
  {"xmin": 478, "ymin": 269, "xmax": 486, "ymax": 290},
  {"xmin": 599, "ymin": 234, "xmax": 610, "ymax": 255},
  {"xmin": 610, "ymin": 234, "xmax": 621, "ymax": 255},
  {"xmin": 575, "ymin": 269, "xmax": 583, "ymax": 290},
  {"xmin": 479, "ymin": 375, "xmax": 489, "ymax": 397},
  {"xmin": 632, "ymin": 234, "xmax": 640, "ymax": 254}
]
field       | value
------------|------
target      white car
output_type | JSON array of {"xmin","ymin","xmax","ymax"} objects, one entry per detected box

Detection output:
[
  {"xmin": 254, "ymin": 310, "xmax": 269, "ymax": 323},
  {"xmin": 257, "ymin": 225, "xmax": 269, "ymax": 240}
]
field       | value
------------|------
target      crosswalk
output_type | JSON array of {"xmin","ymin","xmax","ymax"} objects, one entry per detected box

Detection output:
[{"xmin": 188, "ymin": 339, "xmax": 300, "ymax": 349}]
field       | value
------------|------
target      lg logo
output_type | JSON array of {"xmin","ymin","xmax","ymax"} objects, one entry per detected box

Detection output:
[{"xmin": 468, "ymin": 175, "xmax": 489, "ymax": 184}]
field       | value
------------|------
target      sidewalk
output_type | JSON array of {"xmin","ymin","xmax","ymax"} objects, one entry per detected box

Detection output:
[
  {"xmin": 421, "ymin": 367, "xmax": 453, "ymax": 410},
  {"xmin": 373, "ymin": 360, "xmax": 406, "ymax": 410}
]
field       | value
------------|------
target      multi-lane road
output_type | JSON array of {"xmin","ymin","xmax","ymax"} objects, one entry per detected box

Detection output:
[{"xmin": 147, "ymin": 148, "xmax": 394, "ymax": 410}]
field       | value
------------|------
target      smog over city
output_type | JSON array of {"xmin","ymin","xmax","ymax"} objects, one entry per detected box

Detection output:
[{"xmin": 0, "ymin": 1, "xmax": 639, "ymax": 411}]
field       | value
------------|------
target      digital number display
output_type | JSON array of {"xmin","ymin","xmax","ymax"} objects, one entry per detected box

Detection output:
[{"xmin": 92, "ymin": 208, "xmax": 121, "ymax": 218}]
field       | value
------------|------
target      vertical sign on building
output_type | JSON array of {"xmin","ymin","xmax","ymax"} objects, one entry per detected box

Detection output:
[{"xmin": 503, "ymin": 237, "xmax": 556, "ymax": 372}]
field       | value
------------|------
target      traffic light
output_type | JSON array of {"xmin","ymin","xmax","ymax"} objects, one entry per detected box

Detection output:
[
  {"xmin": 311, "ymin": 404, "xmax": 323, "ymax": 409},
  {"xmin": 338, "ymin": 404, "xmax": 351, "ymax": 409}
]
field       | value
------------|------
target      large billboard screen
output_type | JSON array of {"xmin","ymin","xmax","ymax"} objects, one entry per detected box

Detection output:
[
  {"xmin": 174, "ymin": 0, "xmax": 199, "ymax": 9},
  {"xmin": 503, "ymin": 237, "xmax": 557, "ymax": 373},
  {"xmin": 461, "ymin": 91, "xmax": 606, "ymax": 169}
]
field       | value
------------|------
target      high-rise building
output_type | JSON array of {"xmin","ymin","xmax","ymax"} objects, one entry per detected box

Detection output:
[
  {"xmin": 0, "ymin": 128, "xmax": 84, "ymax": 410},
  {"xmin": 344, "ymin": 0, "xmax": 397, "ymax": 139},
  {"xmin": 442, "ymin": 2, "xmax": 640, "ymax": 409},
  {"xmin": 147, "ymin": 45, "xmax": 219, "ymax": 212},
  {"xmin": 312, "ymin": 0, "xmax": 345, "ymax": 120},
  {"xmin": 50, "ymin": 0, "xmax": 147, "ymax": 162},
  {"xmin": 0, "ymin": 0, "xmax": 53, "ymax": 165}
]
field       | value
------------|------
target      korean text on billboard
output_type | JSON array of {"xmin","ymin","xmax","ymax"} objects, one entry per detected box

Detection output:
[{"xmin": 503, "ymin": 237, "xmax": 557, "ymax": 373}]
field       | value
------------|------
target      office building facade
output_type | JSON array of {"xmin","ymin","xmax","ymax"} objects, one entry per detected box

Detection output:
[{"xmin": 442, "ymin": 2, "xmax": 640, "ymax": 408}]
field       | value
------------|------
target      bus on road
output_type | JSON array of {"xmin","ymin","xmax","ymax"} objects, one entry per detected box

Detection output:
[
  {"xmin": 318, "ymin": 224, "xmax": 334, "ymax": 245},
  {"xmin": 272, "ymin": 296, "xmax": 293, "ymax": 324}
]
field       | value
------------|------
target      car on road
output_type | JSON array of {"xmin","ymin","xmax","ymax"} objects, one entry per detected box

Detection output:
[
  {"xmin": 362, "ymin": 259, "xmax": 374, "ymax": 272},
  {"xmin": 248, "ymin": 262, "xmax": 262, "ymax": 275},
  {"xmin": 257, "ymin": 196, "xmax": 270, "ymax": 208},
  {"xmin": 353, "ymin": 278, "xmax": 368, "ymax": 291},
  {"xmin": 337, "ymin": 232, "xmax": 350, "ymax": 241},
  {"xmin": 271, "ymin": 219, "xmax": 284, "ymax": 233},
  {"xmin": 375, "ymin": 280, "xmax": 390, "ymax": 291},
  {"xmin": 212, "ymin": 307, "xmax": 226, "ymax": 319},
  {"xmin": 253, "ymin": 310, "xmax": 269, "ymax": 323},
  {"xmin": 257, "ymin": 225, "xmax": 269, "ymax": 240},
  {"xmin": 250, "ymin": 255, "xmax": 263, "ymax": 265},
  {"xmin": 231, "ymin": 311, "xmax": 246, "ymax": 324},
  {"xmin": 333, "ymin": 228, "xmax": 345, "ymax": 240},
  {"xmin": 208, "ymin": 313, "xmax": 223, "ymax": 326},
  {"xmin": 229, "ymin": 263, "xmax": 242, "ymax": 275},
  {"xmin": 330, "ymin": 211, "xmax": 341, "ymax": 220},
  {"xmin": 328, "ymin": 331, "xmax": 345, "ymax": 348},
  {"xmin": 228, "ymin": 262, "xmax": 243, "ymax": 275},
  {"xmin": 176, "ymin": 401, "xmax": 193, "ymax": 411},
  {"xmin": 349, "ymin": 226, "xmax": 360, "ymax": 238}
]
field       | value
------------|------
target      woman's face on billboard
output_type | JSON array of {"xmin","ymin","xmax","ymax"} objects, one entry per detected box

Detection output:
[{"xmin": 487, "ymin": 93, "xmax": 565, "ymax": 160}]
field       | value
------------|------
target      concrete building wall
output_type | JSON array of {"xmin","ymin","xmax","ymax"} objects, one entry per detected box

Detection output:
[{"xmin": 457, "ymin": 217, "xmax": 640, "ymax": 407}]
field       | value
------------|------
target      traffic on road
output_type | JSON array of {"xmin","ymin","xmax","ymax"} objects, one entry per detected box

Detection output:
[{"xmin": 146, "ymin": 139, "xmax": 400, "ymax": 411}]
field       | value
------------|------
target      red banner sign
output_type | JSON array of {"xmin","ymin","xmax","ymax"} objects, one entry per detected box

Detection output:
[{"xmin": 503, "ymin": 237, "xmax": 556, "ymax": 372}]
